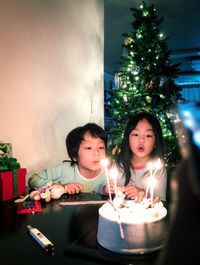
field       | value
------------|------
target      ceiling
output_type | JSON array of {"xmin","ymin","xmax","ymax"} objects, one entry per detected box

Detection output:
[{"xmin": 104, "ymin": 0, "xmax": 200, "ymax": 75}]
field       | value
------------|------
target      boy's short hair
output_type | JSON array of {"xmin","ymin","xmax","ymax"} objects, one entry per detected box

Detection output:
[{"xmin": 66, "ymin": 123, "xmax": 107, "ymax": 164}]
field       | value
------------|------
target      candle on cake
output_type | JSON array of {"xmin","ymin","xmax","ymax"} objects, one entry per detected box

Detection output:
[
  {"xmin": 152, "ymin": 158, "xmax": 161, "ymax": 178},
  {"xmin": 97, "ymin": 158, "xmax": 167, "ymax": 254},
  {"xmin": 97, "ymin": 191, "xmax": 167, "ymax": 254},
  {"xmin": 146, "ymin": 162, "xmax": 153, "ymax": 198},
  {"xmin": 101, "ymin": 158, "xmax": 112, "ymax": 201},
  {"xmin": 109, "ymin": 167, "xmax": 118, "ymax": 197},
  {"xmin": 146, "ymin": 159, "xmax": 162, "ymax": 206}
]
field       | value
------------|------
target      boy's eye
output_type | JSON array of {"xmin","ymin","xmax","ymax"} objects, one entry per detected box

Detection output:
[
  {"xmin": 99, "ymin": 146, "xmax": 105, "ymax": 150},
  {"xmin": 85, "ymin": 147, "xmax": 92, "ymax": 150},
  {"xmin": 132, "ymin": 133, "xmax": 138, "ymax": 136}
]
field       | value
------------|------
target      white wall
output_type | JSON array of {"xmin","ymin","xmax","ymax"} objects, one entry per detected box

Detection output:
[{"xmin": 0, "ymin": 0, "xmax": 104, "ymax": 177}]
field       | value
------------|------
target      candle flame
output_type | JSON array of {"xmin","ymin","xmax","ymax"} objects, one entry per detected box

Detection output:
[
  {"xmin": 100, "ymin": 158, "xmax": 109, "ymax": 167},
  {"xmin": 155, "ymin": 158, "xmax": 161, "ymax": 170},
  {"xmin": 110, "ymin": 168, "xmax": 118, "ymax": 179},
  {"xmin": 147, "ymin": 162, "xmax": 153, "ymax": 170},
  {"xmin": 146, "ymin": 158, "xmax": 161, "ymax": 204},
  {"xmin": 109, "ymin": 168, "xmax": 118, "ymax": 197}
]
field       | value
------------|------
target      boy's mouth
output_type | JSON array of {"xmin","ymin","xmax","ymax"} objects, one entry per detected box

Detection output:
[{"xmin": 92, "ymin": 160, "xmax": 100, "ymax": 164}]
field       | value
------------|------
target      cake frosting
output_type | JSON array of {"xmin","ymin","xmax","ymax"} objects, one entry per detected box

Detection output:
[{"xmin": 97, "ymin": 196, "xmax": 167, "ymax": 254}]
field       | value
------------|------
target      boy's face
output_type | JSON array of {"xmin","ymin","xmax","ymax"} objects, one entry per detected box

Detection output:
[{"xmin": 77, "ymin": 132, "xmax": 106, "ymax": 177}]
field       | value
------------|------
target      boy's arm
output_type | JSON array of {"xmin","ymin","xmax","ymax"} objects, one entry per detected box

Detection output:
[{"xmin": 28, "ymin": 164, "xmax": 65, "ymax": 188}]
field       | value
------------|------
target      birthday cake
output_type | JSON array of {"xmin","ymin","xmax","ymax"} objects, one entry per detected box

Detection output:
[{"xmin": 97, "ymin": 196, "xmax": 167, "ymax": 255}]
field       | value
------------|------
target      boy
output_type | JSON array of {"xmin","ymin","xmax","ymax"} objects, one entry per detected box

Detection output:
[{"xmin": 28, "ymin": 123, "xmax": 108, "ymax": 194}]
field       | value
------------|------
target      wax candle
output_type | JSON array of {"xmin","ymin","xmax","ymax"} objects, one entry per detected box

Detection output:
[
  {"xmin": 146, "ymin": 159, "xmax": 161, "ymax": 206},
  {"xmin": 110, "ymin": 168, "xmax": 118, "ymax": 198},
  {"xmin": 146, "ymin": 162, "xmax": 153, "ymax": 198},
  {"xmin": 152, "ymin": 158, "xmax": 161, "ymax": 178},
  {"xmin": 150, "ymin": 177, "xmax": 156, "ymax": 206},
  {"xmin": 101, "ymin": 158, "xmax": 112, "ymax": 201}
]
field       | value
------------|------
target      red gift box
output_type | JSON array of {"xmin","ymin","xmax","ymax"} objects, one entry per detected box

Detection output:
[{"xmin": 0, "ymin": 168, "xmax": 26, "ymax": 201}]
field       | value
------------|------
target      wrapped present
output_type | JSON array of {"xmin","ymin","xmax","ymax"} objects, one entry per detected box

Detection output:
[
  {"xmin": 0, "ymin": 142, "xmax": 12, "ymax": 158},
  {"xmin": 0, "ymin": 168, "xmax": 26, "ymax": 201},
  {"xmin": 0, "ymin": 155, "xmax": 26, "ymax": 201}
]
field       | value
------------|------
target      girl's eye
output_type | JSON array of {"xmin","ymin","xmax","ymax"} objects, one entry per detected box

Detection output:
[
  {"xmin": 99, "ymin": 146, "xmax": 105, "ymax": 150},
  {"xmin": 85, "ymin": 147, "xmax": 92, "ymax": 150},
  {"xmin": 146, "ymin": 134, "xmax": 153, "ymax": 138},
  {"xmin": 132, "ymin": 133, "xmax": 138, "ymax": 136}
]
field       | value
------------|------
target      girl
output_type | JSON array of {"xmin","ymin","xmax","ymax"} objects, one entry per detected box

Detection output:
[
  {"xmin": 111, "ymin": 112, "xmax": 167, "ymax": 201},
  {"xmin": 28, "ymin": 123, "xmax": 108, "ymax": 194}
]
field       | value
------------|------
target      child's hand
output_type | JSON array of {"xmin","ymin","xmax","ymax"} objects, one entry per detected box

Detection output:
[
  {"xmin": 63, "ymin": 182, "xmax": 83, "ymax": 194},
  {"xmin": 124, "ymin": 184, "xmax": 145, "ymax": 200},
  {"xmin": 104, "ymin": 180, "xmax": 119, "ymax": 194}
]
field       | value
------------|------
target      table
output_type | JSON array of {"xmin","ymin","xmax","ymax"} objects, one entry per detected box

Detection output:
[{"xmin": 0, "ymin": 193, "xmax": 167, "ymax": 265}]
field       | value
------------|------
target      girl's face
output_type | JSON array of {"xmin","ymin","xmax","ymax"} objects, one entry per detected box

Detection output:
[
  {"xmin": 77, "ymin": 132, "xmax": 106, "ymax": 178},
  {"xmin": 129, "ymin": 118, "xmax": 156, "ymax": 162}
]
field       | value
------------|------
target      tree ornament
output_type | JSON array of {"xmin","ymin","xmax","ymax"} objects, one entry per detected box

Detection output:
[
  {"xmin": 122, "ymin": 82, "xmax": 127, "ymax": 88},
  {"xmin": 146, "ymin": 64, "xmax": 151, "ymax": 71},
  {"xmin": 130, "ymin": 65, "xmax": 140, "ymax": 75},
  {"xmin": 124, "ymin": 36, "xmax": 134, "ymax": 45},
  {"xmin": 146, "ymin": 81, "xmax": 154, "ymax": 89},
  {"xmin": 123, "ymin": 94, "xmax": 128, "ymax": 103},
  {"xmin": 119, "ymin": 78, "xmax": 124, "ymax": 88},
  {"xmin": 146, "ymin": 96, "xmax": 152, "ymax": 103}
]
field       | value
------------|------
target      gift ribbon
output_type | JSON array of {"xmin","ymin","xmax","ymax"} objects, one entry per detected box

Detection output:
[
  {"xmin": 0, "ymin": 157, "xmax": 21, "ymax": 197},
  {"xmin": 12, "ymin": 169, "xmax": 18, "ymax": 197},
  {"xmin": 0, "ymin": 157, "xmax": 20, "ymax": 171}
]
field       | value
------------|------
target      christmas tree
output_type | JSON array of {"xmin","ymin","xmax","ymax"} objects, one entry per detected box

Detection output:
[{"xmin": 110, "ymin": 1, "xmax": 183, "ymax": 167}]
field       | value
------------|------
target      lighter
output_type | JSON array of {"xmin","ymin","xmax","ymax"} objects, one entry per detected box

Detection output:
[{"xmin": 27, "ymin": 225, "xmax": 54, "ymax": 253}]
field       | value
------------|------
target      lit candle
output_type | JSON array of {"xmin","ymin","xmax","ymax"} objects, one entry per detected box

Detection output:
[
  {"xmin": 150, "ymin": 177, "xmax": 156, "ymax": 206},
  {"xmin": 110, "ymin": 168, "xmax": 118, "ymax": 198},
  {"xmin": 101, "ymin": 158, "xmax": 112, "ymax": 201},
  {"xmin": 147, "ymin": 159, "xmax": 162, "ymax": 206},
  {"xmin": 152, "ymin": 158, "xmax": 161, "ymax": 178},
  {"xmin": 146, "ymin": 162, "xmax": 153, "ymax": 198}
]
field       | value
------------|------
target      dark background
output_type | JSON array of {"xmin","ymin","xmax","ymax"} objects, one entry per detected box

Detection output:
[{"xmin": 104, "ymin": 0, "xmax": 200, "ymax": 74}]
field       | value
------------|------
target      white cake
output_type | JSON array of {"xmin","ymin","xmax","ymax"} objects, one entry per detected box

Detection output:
[{"xmin": 97, "ymin": 197, "xmax": 167, "ymax": 254}]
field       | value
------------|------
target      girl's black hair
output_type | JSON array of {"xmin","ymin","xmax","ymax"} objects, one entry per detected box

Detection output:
[
  {"xmin": 116, "ymin": 112, "xmax": 164, "ymax": 185},
  {"xmin": 66, "ymin": 123, "xmax": 107, "ymax": 165}
]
